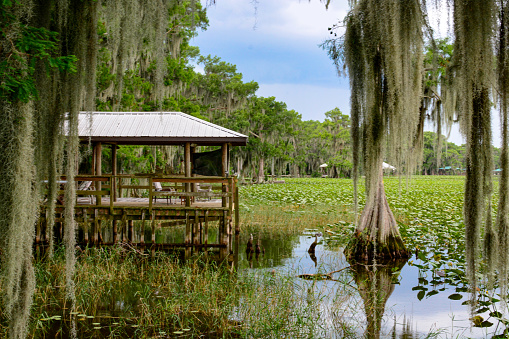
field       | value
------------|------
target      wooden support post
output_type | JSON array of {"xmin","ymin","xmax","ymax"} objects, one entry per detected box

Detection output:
[
  {"xmin": 139, "ymin": 211, "xmax": 145, "ymax": 245},
  {"xmin": 227, "ymin": 178, "xmax": 234, "ymax": 254},
  {"xmin": 91, "ymin": 143, "xmax": 96, "ymax": 175},
  {"xmin": 222, "ymin": 143, "xmax": 228, "ymax": 208},
  {"xmin": 95, "ymin": 142, "xmax": 102, "ymax": 206},
  {"xmin": 235, "ymin": 184, "xmax": 240, "ymax": 235},
  {"xmin": 148, "ymin": 177, "xmax": 153, "ymax": 213},
  {"xmin": 221, "ymin": 142, "xmax": 228, "ymax": 176},
  {"xmin": 204, "ymin": 210, "xmax": 209, "ymax": 258},
  {"xmin": 112, "ymin": 145, "xmax": 117, "ymax": 202},
  {"xmin": 128, "ymin": 220, "xmax": 134, "ymax": 243},
  {"xmin": 93, "ymin": 209, "xmax": 99, "ymax": 244},
  {"xmin": 191, "ymin": 145, "xmax": 197, "ymax": 196},
  {"xmin": 193, "ymin": 210, "xmax": 200, "ymax": 254},
  {"xmin": 121, "ymin": 211, "xmax": 127, "ymax": 242},
  {"xmin": 222, "ymin": 182, "xmax": 227, "ymax": 209},
  {"xmin": 83, "ymin": 209, "xmax": 89, "ymax": 243},
  {"xmin": 185, "ymin": 210, "xmax": 191, "ymax": 259},
  {"xmin": 151, "ymin": 211, "xmax": 156, "ymax": 244},
  {"xmin": 185, "ymin": 142, "xmax": 191, "ymax": 207},
  {"xmin": 112, "ymin": 220, "xmax": 118, "ymax": 244}
]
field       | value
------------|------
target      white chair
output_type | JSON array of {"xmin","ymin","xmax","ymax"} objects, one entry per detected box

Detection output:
[
  {"xmin": 197, "ymin": 183, "xmax": 212, "ymax": 201},
  {"xmin": 153, "ymin": 181, "xmax": 175, "ymax": 204},
  {"xmin": 77, "ymin": 180, "xmax": 93, "ymax": 204}
]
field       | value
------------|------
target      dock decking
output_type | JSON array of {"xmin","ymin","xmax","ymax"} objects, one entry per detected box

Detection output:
[{"xmin": 38, "ymin": 175, "xmax": 240, "ymax": 261}]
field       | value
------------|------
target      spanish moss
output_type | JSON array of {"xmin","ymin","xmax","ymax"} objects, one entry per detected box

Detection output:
[
  {"xmin": 340, "ymin": 0, "xmax": 423, "ymax": 261},
  {"xmin": 495, "ymin": 0, "xmax": 509, "ymax": 293},
  {"xmin": 453, "ymin": 0, "xmax": 495, "ymax": 292}
]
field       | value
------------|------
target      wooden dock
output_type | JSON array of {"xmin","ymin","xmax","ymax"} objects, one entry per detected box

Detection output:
[{"xmin": 38, "ymin": 174, "xmax": 240, "ymax": 261}]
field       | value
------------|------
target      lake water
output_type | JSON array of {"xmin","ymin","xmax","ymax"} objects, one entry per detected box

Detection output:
[
  {"xmin": 34, "ymin": 229, "xmax": 505, "ymax": 338},
  {"xmin": 238, "ymin": 233, "xmax": 504, "ymax": 338}
]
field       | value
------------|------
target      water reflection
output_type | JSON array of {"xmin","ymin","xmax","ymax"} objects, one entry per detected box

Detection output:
[
  {"xmin": 310, "ymin": 253, "xmax": 318, "ymax": 267},
  {"xmin": 349, "ymin": 258, "xmax": 407, "ymax": 339},
  {"xmin": 239, "ymin": 233, "xmax": 504, "ymax": 338},
  {"xmin": 239, "ymin": 233, "xmax": 299, "ymax": 269},
  {"xmin": 34, "ymin": 231, "xmax": 508, "ymax": 337}
]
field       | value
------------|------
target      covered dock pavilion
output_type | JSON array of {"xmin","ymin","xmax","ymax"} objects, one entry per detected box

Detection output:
[{"xmin": 39, "ymin": 111, "xmax": 247, "ymax": 261}]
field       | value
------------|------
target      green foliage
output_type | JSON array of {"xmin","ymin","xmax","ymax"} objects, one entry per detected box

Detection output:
[
  {"xmin": 193, "ymin": 54, "xmax": 259, "ymax": 115},
  {"xmin": 423, "ymin": 38, "xmax": 453, "ymax": 89},
  {"xmin": 421, "ymin": 131, "xmax": 466, "ymax": 174},
  {"xmin": 0, "ymin": 5, "xmax": 76, "ymax": 102}
]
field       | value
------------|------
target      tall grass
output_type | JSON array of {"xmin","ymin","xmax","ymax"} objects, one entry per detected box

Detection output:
[
  {"xmin": 2, "ymin": 177, "xmax": 472, "ymax": 338},
  {"xmin": 0, "ymin": 244, "xmax": 358, "ymax": 338}
]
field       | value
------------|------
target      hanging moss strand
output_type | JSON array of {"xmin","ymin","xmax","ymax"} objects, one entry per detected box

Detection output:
[
  {"xmin": 341, "ymin": 0, "xmax": 423, "ymax": 261},
  {"xmin": 453, "ymin": 0, "xmax": 495, "ymax": 292},
  {"xmin": 495, "ymin": 0, "xmax": 509, "ymax": 293}
]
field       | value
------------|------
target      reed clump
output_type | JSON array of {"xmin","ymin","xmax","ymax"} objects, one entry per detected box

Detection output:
[
  {"xmin": 241, "ymin": 203, "xmax": 351, "ymax": 237},
  {"xmin": 0, "ymin": 243, "xmax": 358, "ymax": 338}
]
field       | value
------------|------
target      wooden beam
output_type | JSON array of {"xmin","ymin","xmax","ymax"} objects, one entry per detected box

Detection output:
[
  {"xmin": 140, "ymin": 211, "xmax": 145, "ymax": 245},
  {"xmin": 95, "ymin": 142, "xmax": 102, "ymax": 206},
  {"xmin": 112, "ymin": 145, "xmax": 117, "ymax": 202},
  {"xmin": 128, "ymin": 220, "xmax": 134, "ymax": 242},
  {"xmin": 191, "ymin": 145, "xmax": 197, "ymax": 194},
  {"xmin": 221, "ymin": 143, "xmax": 228, "ymax": 176},
  {"xmin": 222, "ymin": 143, "xmax": 228, "ymax": 208},
  {"xmin": 185, "ymin": 142, "xmax": 191, "ymax": 207},
  {"xmin": 235, "ymin": 184, "xmax": 240, "ymax": 235},
  {"xmin": 91, "ymin": 143, "xmax": 96, "ymax": 175}
]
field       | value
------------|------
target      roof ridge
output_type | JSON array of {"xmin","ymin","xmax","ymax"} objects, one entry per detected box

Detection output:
[
  {"xmin": 76, "ymin": 111, "xmax": 248, "ymax": 145},
  {"xmin": 78, "ymin": 111, "xmax": 245, "ymax": 137}
]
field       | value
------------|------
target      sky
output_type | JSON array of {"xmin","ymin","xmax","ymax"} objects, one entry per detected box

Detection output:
[
  {"xmin": 192, "ymin": 1, "xmax": 350, "ymax": 118},
  {"xmin": 192, "ymin": 1, "xmax": 502, "ymax": 147}
]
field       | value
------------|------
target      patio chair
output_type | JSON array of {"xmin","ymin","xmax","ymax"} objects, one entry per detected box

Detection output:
[
  {"xmin": 77, "ymin": 180, "xmax": 93, "ymax": 204},
  {"xmin": 153, "ymin": 181, "xmax": 175, "ymax": 204},
  {"xmin": 197, "ymin": 183, "xmax": 212, "ymax": 201}
]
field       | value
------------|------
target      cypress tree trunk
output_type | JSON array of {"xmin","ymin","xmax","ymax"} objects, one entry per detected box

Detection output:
[
  {"xmin": 256, "ymin": 157, "xmax": 264, "ymax": 183},
  {"xmin": 345, "ymin": 49, "xmax": 409, "ymax": 262},
  {"xmin": 344, "ymin": 166, "xmax": 409, "ymax": 261}
]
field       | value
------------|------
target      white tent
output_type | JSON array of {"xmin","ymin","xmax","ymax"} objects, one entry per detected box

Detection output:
[
  {"xmin": 382, "ymin": 162, "xmax": 396, "ymax": 170},
  {"xmin": 319, "ymin": 163, "xmax": 328, "ymax": 168}
]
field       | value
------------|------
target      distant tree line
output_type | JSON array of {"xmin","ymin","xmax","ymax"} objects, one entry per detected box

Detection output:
[
  {"xmin": 92, "ymin": 6, "xmax": 498, "ymax": 180},
  {"xmin": 89, "ymin": 2, "xmax": 354, "ymax": 181}
]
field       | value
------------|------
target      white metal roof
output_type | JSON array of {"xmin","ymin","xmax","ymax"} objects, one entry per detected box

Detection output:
[{"xmin": 77, "ymin": 112, "xmax": 248, "ymax": 146}]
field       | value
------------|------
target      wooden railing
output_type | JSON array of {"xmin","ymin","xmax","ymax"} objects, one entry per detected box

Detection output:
[{"xmin": 55, "ymin": 174, "xmax": 236, "ymax": 213}]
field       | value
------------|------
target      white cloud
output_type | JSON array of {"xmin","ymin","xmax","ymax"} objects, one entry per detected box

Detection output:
[
  {"xmin": 203, "ymin": 0, "xmax": 348, "ymax": 43},
  {"xmin": 190, "ymin": 61, "xmax": 205, "ymax": 74},
  {"xmin": 255, "ymin": 0, "xmax": 348, "ymax": 41}
]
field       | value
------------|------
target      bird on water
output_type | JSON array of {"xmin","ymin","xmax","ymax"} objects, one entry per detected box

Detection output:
[{"xmin": 308, "ymin": 233, "xmax": 320, "ymax": 255}]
